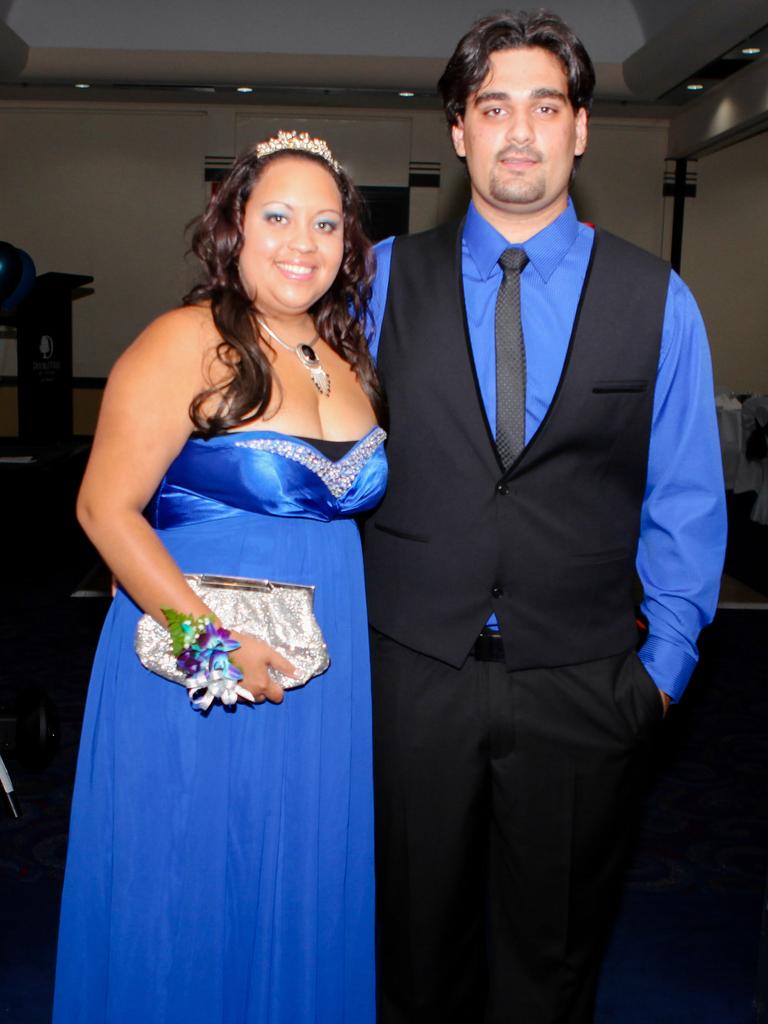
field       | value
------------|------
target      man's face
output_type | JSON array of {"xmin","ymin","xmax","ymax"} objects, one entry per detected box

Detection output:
[{"xmin": 451, "ymin": 46, "xmax": 588, "ymax": 234}]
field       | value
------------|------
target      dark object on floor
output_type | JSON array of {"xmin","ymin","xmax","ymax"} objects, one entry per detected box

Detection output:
[
  {"xmin": 0, "ymin": 439, "xmax": 95, "ymax": 610},
  {"xmin": 745, "ymin": 422, "xmax": 768, "ymax": 462},
  {"xmin": 0, "ymin": 688, "xmax": 60, "ymax": 771},
  {"xmin": 725, "ymin": 491, "xmax": 768, "ymax": 598},
  {"xmin": 0, "ymin": 753, "xmax": 22, "ymax": 818},
  {"xmin": 0, "ymin": 689, "xmax": 60, "ymax": 818},
  {"xmin": 2, "ymin": 271, "xmax": 93, "ymax": 441}
]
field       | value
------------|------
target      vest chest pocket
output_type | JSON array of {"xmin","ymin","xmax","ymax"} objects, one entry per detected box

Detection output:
[{"xmin": 592, "ymin": 380, "xmax": 649, "ymax": 394}]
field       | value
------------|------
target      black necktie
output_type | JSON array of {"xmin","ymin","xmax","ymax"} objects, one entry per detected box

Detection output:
[{"xmin": 495, "ymin": 248, "xmax": 529, "ymax": 469}]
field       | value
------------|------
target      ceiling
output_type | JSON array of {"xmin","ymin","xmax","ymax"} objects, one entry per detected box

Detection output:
[
  {"xmin": 1, "ymin": 0, "xmax": 696, "ymax": 63},
  {"xmin": 1, "ymin": 0, "xmax": 767, "ymax": 147}
]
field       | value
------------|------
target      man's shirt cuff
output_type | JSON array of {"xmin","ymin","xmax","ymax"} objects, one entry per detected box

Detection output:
[{"xmin": 638, "ymin": 634, "xmax": 698, "ymax": 703}]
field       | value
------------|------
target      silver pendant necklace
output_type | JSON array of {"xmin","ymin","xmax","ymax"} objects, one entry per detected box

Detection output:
[{"xmin": 256, "ymin": 317, "xmax": 331, "ymax": 397}]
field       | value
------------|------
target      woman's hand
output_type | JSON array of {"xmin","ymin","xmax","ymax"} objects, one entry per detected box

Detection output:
[{"xmin": 231, "ymin": 632, "xmax": 297, "ymax": 704}]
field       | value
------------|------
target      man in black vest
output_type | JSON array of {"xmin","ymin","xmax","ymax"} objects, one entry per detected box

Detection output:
[{"xmin": 364, "ymin": 9, "xmax": 726, "ymax": 1024}]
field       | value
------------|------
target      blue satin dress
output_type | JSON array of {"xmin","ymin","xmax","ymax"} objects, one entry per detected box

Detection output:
[{"xmin": 53, "ymin": 427, "xmax": 387, "ymax": 1024}]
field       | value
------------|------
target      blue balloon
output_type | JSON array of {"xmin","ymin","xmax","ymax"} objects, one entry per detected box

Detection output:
[
  {"xmin": 0, "ymin": 241, "xmax": 22, "ymax": 304},
  {"xmin": 1, "ymin": 248, "xmax": 36, "ymax": 310}
]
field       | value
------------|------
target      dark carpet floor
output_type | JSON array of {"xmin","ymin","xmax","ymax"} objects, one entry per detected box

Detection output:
[
  {"xmin": 2, "ymin": 606, "xmax": 766, "ymax": 1023},
  {"xmin": 597, "ymin": 609, "xmax": 768, "ymax": 1023},
  {"xmin": 0, "ymin": 448, "xmax": 766, "ymax": 1023}
]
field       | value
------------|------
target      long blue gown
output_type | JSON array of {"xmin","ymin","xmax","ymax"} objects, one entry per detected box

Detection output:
[{"xmin": 53, "ymin": 427, "xmax": 387, "ymax": 1024}]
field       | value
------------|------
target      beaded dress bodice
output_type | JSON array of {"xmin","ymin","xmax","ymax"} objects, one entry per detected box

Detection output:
[{"xmin": 146, "ymin": 427, "xmax": 387, "ymax": 529}]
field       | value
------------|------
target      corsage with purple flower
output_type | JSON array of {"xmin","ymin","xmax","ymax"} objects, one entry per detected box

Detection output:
[{"xmin": 162, "ymin": 608, "xmax": 254, "ymax": 711}]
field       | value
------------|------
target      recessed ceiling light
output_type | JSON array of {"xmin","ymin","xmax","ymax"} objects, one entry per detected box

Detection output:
[
  {"xmin": 741, "ymin": 47, "xmax": 761, "ymax": 56},
  {"xmin": 237, "ymin": 86, "xmax": 253, "ymax": 93},
  {"xmin": 74, "ymin": 82, "xmax": 91, "ymax": 89},
  {"xmin": 398, "ymin": 91, "xmax": 415, "ymax": 98},
  {"xmin": 686, "ymin": 83, "xmax": 704, "ymax": 91}
]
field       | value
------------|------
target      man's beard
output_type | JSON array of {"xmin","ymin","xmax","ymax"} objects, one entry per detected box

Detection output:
[{"xmin": 489, "ymin": 148, "xmax": 545, "ymax": 204}]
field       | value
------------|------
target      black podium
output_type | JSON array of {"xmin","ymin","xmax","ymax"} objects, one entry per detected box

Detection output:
[{"xmin": 14, "ymin": 272, "xmax": 93, "ymax": 441}]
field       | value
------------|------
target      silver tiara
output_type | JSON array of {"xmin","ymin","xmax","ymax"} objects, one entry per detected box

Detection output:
[{"xmin": 255, "ymin": 130, "xmax": 341, "ymax": 173}]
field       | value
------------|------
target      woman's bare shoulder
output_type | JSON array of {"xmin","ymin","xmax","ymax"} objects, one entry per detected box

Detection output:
[
  {"xmin": 111, "ymin": 305, "xmax": 220, "ymax": 383},
  {"xmin": 133, "ymin": 304, "xmax": 217, "ymax": 354}
]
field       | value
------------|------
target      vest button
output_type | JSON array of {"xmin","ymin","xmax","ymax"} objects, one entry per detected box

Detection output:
[
  {"xmin": 495, "ymin": 482, "xmax": 509, "ymax": 496},
  {"xmin": 491, "ymin": 585, "xmax": 503, "ymax": 598}
]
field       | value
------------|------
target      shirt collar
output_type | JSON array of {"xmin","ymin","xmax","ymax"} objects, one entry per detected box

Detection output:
[{"xmin": 463, "ymin": 197, "xmax": 580, "ymax": 283}]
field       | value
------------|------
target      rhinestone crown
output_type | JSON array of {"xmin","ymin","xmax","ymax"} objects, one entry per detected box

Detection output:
[{"xmin": 255, "ymin": 130, "xmax": 341, "ymax": 173}]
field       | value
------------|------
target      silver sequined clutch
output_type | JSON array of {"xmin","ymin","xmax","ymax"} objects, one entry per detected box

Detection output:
[{"xmin": 135, "ymin": 574, "xmax": 329, "ymax": 690}]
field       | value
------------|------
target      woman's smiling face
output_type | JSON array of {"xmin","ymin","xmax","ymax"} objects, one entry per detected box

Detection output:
[{"xmin": 238, "ymin": 155, "xmax": 344, "ymax": 320}]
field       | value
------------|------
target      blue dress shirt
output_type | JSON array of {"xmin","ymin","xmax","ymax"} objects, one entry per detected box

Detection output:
[{"xmin": 368, "ymin": 199, "xmax": 727, "ymax": 702}]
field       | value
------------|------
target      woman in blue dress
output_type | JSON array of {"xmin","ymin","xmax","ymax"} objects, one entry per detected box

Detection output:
[{"xmin": 53, "ymin": 132, "xmax": 386, "ymax": 1023}]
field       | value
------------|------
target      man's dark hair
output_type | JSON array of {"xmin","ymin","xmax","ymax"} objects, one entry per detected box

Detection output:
[{"xmin": 438, "ymin": 9, "xmax": 596, "ymax": 126}]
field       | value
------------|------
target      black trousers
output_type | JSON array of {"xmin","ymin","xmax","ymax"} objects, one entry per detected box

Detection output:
[{"xmin": 371, "ymin": 630, "xmax": 663, "ymax": 1024}]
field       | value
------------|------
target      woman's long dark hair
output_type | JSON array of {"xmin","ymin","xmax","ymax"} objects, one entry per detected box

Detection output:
[{"xmin": 184, "ymin": 144, "xmax": 384, "ymax": 436}]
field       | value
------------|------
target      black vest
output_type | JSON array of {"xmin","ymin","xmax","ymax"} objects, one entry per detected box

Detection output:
[{"xmin": 363, "ymin": 219, "xmax": 670, "ymax": 671}]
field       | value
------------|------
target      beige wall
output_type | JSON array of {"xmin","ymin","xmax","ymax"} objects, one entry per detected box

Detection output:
[
  {"xmin": 235, "ymin": 114, "xmax": 413, "ymax": 186},
  {"xmin": 680, "ymin": 130, "xmax": 768, "ymax": 394},
  {"xmin": 573, "ymin": 119, "xmax": 670, "ymax": 256},
  {"xmin": 0, "ymin": 102, "xmax": 670, "ymax": 377},
  {"xmin": 1, "ymin": 96, "xmax": 764, "ymax": 437},
  {"xmin": 408, "ymin": 114, "xmax": 673, "ymax": 254},
  {"xmin": 0, "ymin": 104, "xmax": 207, "ymax": 379}
]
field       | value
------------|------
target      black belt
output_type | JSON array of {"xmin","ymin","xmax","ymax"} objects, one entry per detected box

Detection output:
[{"xmin": 471, "ymin": 628, "xmax": 505, "ymax": 663}]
